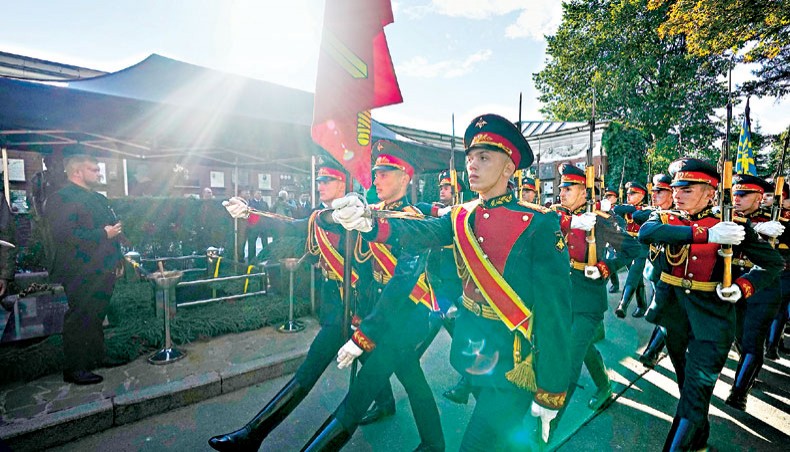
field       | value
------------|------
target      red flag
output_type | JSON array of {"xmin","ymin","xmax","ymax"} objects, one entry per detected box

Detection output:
[{"xmin": 311, "ymin": 0, "xmax": 403, "ymax": 188}]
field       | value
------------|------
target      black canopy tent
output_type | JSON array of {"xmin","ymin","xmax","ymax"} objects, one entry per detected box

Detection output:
[{"xmin": 0, "ymin": 54, "xmax": 463, "ymax": 174}]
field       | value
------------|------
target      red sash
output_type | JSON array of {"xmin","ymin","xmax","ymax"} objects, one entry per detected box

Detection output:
[
  {"xmin": 452, "ymin": 200, "xmax": 532, "ymax": 338},
  {"xmin": 368, "ymin": 242, "xmax": 438, "ymax": 311},
  {"xmin": 313, "ymin": 221, "xmax": 358, "ymax": 286}
]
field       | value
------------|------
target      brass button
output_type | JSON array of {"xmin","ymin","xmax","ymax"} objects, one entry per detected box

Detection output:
[
  {"xmin": 522, "ymin": 215, "xmax": 529, "ymax": 221},
  {"xmin": 483, "ymin": 213, "xmax": 490, "ymax": 219},
  {"xmin": 685, "ymin": 289, "xmax": 691, "ymax": 294},
  {"xmin": 478, "ymin": 236, "xmax": 484, "ymax": 243},
  {"xmin": 691, "ymin": 256, "xmax": 697, "ymax": 260},
  {"xmin": 688, "ymin": 273, "xmax": 694, "ymax": 278}
]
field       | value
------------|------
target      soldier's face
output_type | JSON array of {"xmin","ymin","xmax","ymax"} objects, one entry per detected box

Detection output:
[
  {"xmin": 672, "ymin": 184, "xmax": 714, "ymax": 214},
  {"xmin": 651, "ymin": 189, "xmax": 672, "ymax": 209},
  {"xmin": 604, "ymin": 194, "xmax": 617, "ymax": 205},
  {"xmin": 559, "ymin": 184, "xmax": 586, "ymax": 210},
  {"xmin": 373, "ymin": 169, "xmax": 409, "ymax": 202},
  {"xmin": 626, "ymin": 191, "xmax": 645, "ymax": 206},
  {"xmin": 439, "ymin": 185, "xmax": 454, "ymax": 204},
  {"xmin": 465, "ymin": 149, "xmax": 513, "ymax": 196},
  {"xmin": 520, "ymin": 188, "xmax": 536, "ymax": 203},
  {"xmin": 762, "ymin": 192, "xmax": 774, "ymax": 206},
  {"xmin": 734, "ymin": 192, "xmax": 762, "ymax": 214},
  {"xmin": 318, "ymin": 179, "xmax": 345, "ymax": 204}
]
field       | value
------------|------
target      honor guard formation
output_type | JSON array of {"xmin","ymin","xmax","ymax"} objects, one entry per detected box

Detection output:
[{"xmin": 219, "ymin": 113, "xmax": 790, "ymax": 451}]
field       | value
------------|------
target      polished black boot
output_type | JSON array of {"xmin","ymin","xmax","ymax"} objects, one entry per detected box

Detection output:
[
  {"xmin": 615, "ymin": 285, "xmax": 636, "ymax": 318},
  {"xmin": 726, "ymin": 353, "xmax": 761, "ymax": 411},
  {"xmin": 765, "ymin": 319, "xmax": 783, "ymax": 360},
  {"xmin": 609, "ymin": 272, "xmax": 620, "ymax": 293},
  {"xmin": 300, "ymin": 416, "xmax": 352, "ymax": 452},
  {"xmin": 357, "ymin": 400, "xmax": 395, "ymax": 425},
  {"xmin": 443, "ymin": 376, "xmax": 473, "ymax": 405},
  {"xmin": 639, "ymin": 326, "xmax": 666, "ymax": 369},
  {"xmin": 209, "ymin": 378, "xmax": 306, "ymax": 451},
  {"xmin": 632, "ymin": 283, "xmax": 647, "ymax": 318},
  {"xmin": 663, "ymin": 418, "xmax": 698, "ymax": 452}
]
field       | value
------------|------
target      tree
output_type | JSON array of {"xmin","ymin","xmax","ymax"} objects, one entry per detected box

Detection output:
[
  {"xmin": 649, "ymin": 0, "xmax": 790, "ymax": 98},
  {"xmin": 534, "ymin": 0, "xmax": 730, "ymax": 176}
]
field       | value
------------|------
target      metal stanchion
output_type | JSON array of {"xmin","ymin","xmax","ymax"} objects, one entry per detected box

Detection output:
[
  {"xmin": 278, "ymin": 258, "xmax": 305, "ymax": 333},
  {"xmin": 148, "ymin": 270, "xmax": 187, "ymax": 364}
]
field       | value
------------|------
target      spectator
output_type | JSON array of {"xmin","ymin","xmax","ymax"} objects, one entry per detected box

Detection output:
[
  {"xmin": 202, "ymin": 187, "xmax": 214, "ymax": 199},
  {"xmin": 1, "ymin": 191, "xmax": 16, "ymax": 297},
  {"xmin": 272, "ymin": 190, "xmax": 294, "ymax": 217},
  {"xmin": 44, "ymin": 154, "xmax": 123, "ymax": 385},
  {"xmin": 246, "ymin": 190, "xmax": 270, "ymax": 262},
  {"xmin": 294, "ymin": 193, "xmax": 312, "ymax": 219}
]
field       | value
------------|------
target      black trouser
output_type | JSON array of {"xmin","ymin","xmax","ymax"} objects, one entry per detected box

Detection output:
[
  {"xmin": 246, "ymin": 224, "xmax": 268, "ymax": 260},
  {"xmin": 734, "ymin": 286, "xmax": 781, "ymax": 356},
  {"xmin": 335, "ymin": 308, "xmax": 444, "ymax": 450},
  {"xmin": 60, "ymin": 271, "xmax": 116, "ymax": 372},
  {"xmin": 567, "ymin": 311, "xmax": 609, "ymax": 405},
  {"xmin": 460, "ymin": 386, "xmax": 533, "ymax": 451},
  {"xmin": 664, "ymin": 319, "xmax": 731, "ymax": 447}
]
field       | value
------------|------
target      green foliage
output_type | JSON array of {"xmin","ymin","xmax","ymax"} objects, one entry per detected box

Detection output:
[
  {"xmin": 602, "ymin": 122, "xmax": 650, "ymax": 185},
  {"xmin": 534, "ymin": 0, "xmax": 729, "ymax": 163}
]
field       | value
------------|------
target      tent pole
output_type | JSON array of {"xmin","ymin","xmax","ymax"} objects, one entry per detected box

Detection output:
[
  {"xmin": 2, "ymin": 147, "xmax": 10, "ymax": 206},
  {"xmin": 233, "ymin": 160, "xmax": 239, "ymax": 265}
]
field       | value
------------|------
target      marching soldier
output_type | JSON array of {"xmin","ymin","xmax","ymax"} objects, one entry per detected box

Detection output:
[
  {"xmin": 551, "ymin": 164, "xmax": 642, "ymax": 422},
  {"xmin": 520, "ymin": 175, "xmax": 538, "ymax": 203},
  {"xmin": 210, "ymin": 161, "xmax": 394, "ymax": 451},
  {"xmin": 331, "ymin": 113, "xmax": 572, "ymax": 450},
  {"xmin": 415, "ymin": 171, "xmax": 474, "ymax": 405},
  {"xmin": 300, "ymin": 140, "xmax": 445, "ymax": 451},
  {"xmin": 613, "ymin": 181, "xmax": 650, "ymax": 318},
  {"xmin": 766, "ymin": 179, "xmax": 790, "ymax": 358},
  {"xmin": 603, "ymin": 186, "xmax": 622, "ymax": 293},
  {"xmin": 638, "ymin": 174, "xmax": 674, "ymax": 368},
  {"xmin": 638, "ymin": 158, "xmax": 783, "ymax": 450},
  {"xmin": 726, "ymin": 174, "xmax": 787, "ymax": 410}
]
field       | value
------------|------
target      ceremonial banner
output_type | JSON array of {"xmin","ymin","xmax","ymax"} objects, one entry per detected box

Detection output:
[
  {"xmin": 735, "ymin": 99, "xmax": 756, "ymax": 176},
  {"xmin": 311, "ymin": 0, "xmax": 403, "ymax": 189}
]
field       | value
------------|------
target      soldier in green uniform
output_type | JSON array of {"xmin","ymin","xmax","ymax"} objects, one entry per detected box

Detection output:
[
  {"xmin": 331, "ymin": 113, "xmax": 572, "ymax": 450},
  {"xmin": 638, "ymin": 158, "xmax": 783, "ymax": 450},
  {"xmin": 725, "ymin": 174, "xmax": 787, "ymax": 410},
  {"xmin": 550, "ymin": 164, "xmax": 642, "ymax": 424},
  {"xmin": 299, "ymin": 140, "xmax": 445, "ymax": 451},
  {"xmin": 766, "ymin": 180, "xmax": 790, "ymax": 358},
  {"xmin": 613, "ymin": 181, "xmax": 650, "ymax": 318},
  {"xmin": 519, "ymin": 175, "xmax": 538, "ymax": 204},
  {"xmin": 603, "ymin": 186, "xmax": 622, "ymax": 293},
  {"xmin": 638, "ymin": 174, "xmax": 674, "ymax": 368},
  {"xmin": 210, "ymin": 161, "xmax": 397, "ymax": 451}
]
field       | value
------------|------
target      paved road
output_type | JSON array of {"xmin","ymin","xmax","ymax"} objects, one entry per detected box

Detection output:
[{"xmin": 48, "ymin": 282, "xmax": 790, "ymax": 451}]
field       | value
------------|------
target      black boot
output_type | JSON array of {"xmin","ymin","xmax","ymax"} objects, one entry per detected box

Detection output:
[
  {"xmin": 357, "ymin": 400, "xmax": 395, "ymax": 425},
  {"xmin": 443, "ymin": 376, "xmax": 473, "ymax": 405},
  {"xmin": 632, "ymin": 283, "xmax": 647, "ymax": 318},
  {"xmin": 663, "ymin": 418, "xmax": 698, "ymax": 452},
  {"xmin": 209, "ymin": 378, "xmax": 306, "ymax": 451},
  {"xmin": 609, "ymin": 272, "xmax": 620, "ymax": 293},
  {"xmin": 726, "ymin": 353, "xmax": 761, "ymax": 411},
  {"xmin": 765, "ymin": 319, "xmax": 783, "ymax": 360},
  {"xmin": 300, "ymin": 416, "xmax": 352, "ymax": 452},
  {"xmin": 615, "ymin": 285, "xmax": 636, "ymax": 318},
  {"xmin": 639, "ymin": 326, "xmax": 666, "ymax": 369}
]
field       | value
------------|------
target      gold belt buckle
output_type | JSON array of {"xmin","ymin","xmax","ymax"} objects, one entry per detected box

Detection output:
[
  {"xmin": 470, "ymin": 302, "xmax": 482, "ymax": 316},
  {"xmin": 681, "ymin": 278, "xmax": 693, "ymax": 290}
]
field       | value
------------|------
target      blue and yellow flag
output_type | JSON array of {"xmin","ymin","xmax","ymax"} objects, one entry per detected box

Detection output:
[{"xmin": 735, "ymin": 99, "xmax": 756, "ymax": 175}]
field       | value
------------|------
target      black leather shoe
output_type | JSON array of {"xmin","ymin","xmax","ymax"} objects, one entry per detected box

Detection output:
[
  {"xmin": 765, "ymin": 347, "xmax": 779, "ymax": 360},
  {"xmin": 358, "ymin": 402, "xmax": 395, "ymax": 425},
  {"xmin": 63, "ymin": 370, "xmax": 103, "ymax": 385},
  {"xmin": 443, "ymin": 379, "xmax": 473, "ymax": 405}
]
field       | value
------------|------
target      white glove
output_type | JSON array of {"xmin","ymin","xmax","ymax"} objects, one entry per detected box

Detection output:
[
  {"xmin": 331, "ymin": 194, "xmax": 372, "ymax": 232},
  {"xmin": 584, "ymin": 265, "xmax": 602, "ymax": 280},
  {"xmin": 599, "ymin": 199, "xmax": 612, "ymax": 212},
  {"xmin": 570, "ymin": 212, "xmax": 597, "ymax": 231},
  {"xmin": 716, "ymin": 283, "xmax": 742, "ymax": 303},
  {"xmin": 222, "ymin": 197, "xmax": 250, "ymax": 219},
  {"xmin": 530, "ymin": 401, "xmax": 558, "ymax": 443},
  {"xmin": 707, "ymin": 221, "xmax": 745, "ymax": 245},
  {"xmin": 753, "ymin": 221, "xmax": 785, "ymax": 239},
  {"xmin": 336, "ymin": 339, "xmax": 364, "ymax": 369}
]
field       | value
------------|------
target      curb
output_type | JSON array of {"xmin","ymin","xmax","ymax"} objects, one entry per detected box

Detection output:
[{"xmin": 1, "ymin": 347, "xmax": 309, "ymax": 451}]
